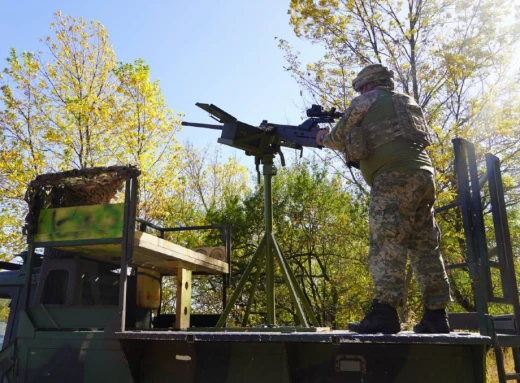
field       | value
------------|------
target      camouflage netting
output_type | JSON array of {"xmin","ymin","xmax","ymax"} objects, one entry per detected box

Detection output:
[{"xmin": 24, "ymin": 165, "xmax": 141, "ymax": 236}]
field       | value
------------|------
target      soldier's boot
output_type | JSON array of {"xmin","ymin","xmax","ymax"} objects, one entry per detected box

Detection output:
[
  {"xmin": 413, "ymin": 307, "xmax": 450, "ymax": 334},
  {"xmin": 348, "ymin": 299, "xmax": 400, "ymax": 334}
]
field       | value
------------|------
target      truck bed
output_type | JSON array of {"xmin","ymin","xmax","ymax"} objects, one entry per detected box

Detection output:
[{"xmin": 115, "ymin": 330, "xmax": 491, "ymax": 383}]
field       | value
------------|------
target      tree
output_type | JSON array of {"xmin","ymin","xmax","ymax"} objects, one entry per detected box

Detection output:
[
  {"xmin": 204, "ymin": 158, "xmax": 370, "ymax": 328},
  {"xmin": 271, "ymin": 158, "xmax": 370, "ymax": 327},
  {"xmin": 113, "ymin": 59, "xmax": 183, "ymax": 221},
  {"xmin": 159, "ymin": 145, "xmax": 251, "ymax": 315},
  {"xmin": 32, "ymin": 11, "xmax": 120, "ymax": 169},
  {"xmin": 174, "ymin": 143, "xmax": 250, "ymax": 216},
  {"xmin": 0, "ymin": 50, "xmax": 47, "ymax": 259},
  {"xmin": 280, "ymin": 0, "xmax": 520, "ymax": 314},
  {"xmin": 0, "ymin": 11, "xmax": 121, "ymax": 260},
  {"xmin": 0, "ymin": 12, "xmax": 183, "ymax": 259}
]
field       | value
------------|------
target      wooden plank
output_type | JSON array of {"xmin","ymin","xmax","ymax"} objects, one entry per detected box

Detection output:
[
  {"xmin": 136, "ymin": 269, "xmax": 161, "ymax": 309},
  {"xmin": 136, "ymin": 232, "xmax": 223, "ymax": 266},
  {"xmin": 191, "ymin": 246, "xmax": 227, "ymax": 262},
  {"xmin": 47, "ymin": 230, "xmax": 229, "ymax": 275},
  {"xmin": 134, "ymin": 232, "xmax": 228, "ymax": 273},
  {"xmin": 35, "ymin": 204, "xmax": 124, "ymax": 243},
  {"xmin": 175, "ymin": 268, "xmax": 192, "ymax": 330}
]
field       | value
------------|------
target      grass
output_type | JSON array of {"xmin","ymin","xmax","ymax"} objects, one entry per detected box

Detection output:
[{"xmin": 487, "ymin": 347, "xmax": 516, "ymax": 383}]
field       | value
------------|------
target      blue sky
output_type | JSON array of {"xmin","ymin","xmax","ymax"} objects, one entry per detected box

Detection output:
[{"xmin": 1, "ymin": 0, "xmax": 323, "ymax": 163}]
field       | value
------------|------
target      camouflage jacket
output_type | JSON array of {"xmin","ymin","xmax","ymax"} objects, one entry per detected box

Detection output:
[
  {"xmin": 321, "ymin": 86, "xmax": 431, "ymax": 162},
  {"xmin": 321, "ymin": 88, "xmax": 385, "ymax": 151}
]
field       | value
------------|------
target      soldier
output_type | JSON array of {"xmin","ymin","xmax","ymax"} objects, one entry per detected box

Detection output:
[{"xmin": 316, "ymin": 64, "xmax": 451, "ymax": 334}]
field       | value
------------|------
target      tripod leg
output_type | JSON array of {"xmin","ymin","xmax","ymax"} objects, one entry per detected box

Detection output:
[
  {"xmin": 216, "ymin": 236, "xmax": 266, "ymax": 327},
  {"xmin": 242, "ymin": 251, "xmax": 265, "ymax": 326},
  {"xmin": 269, "ymin": 235, "xmax": 308, "ymax": 326},
  {"xmin": 271, "ymin": 234, "xmax": 320, "ymax": 327},
  {"xmin": 265, "ymin": 234, "xmax": 276, "ymax": 325}
]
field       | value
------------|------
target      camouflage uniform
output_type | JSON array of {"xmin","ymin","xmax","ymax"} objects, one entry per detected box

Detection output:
[
  {"xmin": 369, "ymin": 169, "xmax": 449, "ymax": 309},
  {"xmin": 321, "ymin": 68, "xmax": 450, "ymax": 311}
]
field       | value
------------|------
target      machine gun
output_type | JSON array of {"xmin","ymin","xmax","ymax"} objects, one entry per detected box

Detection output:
[
  {"xmin": 182, "ymin": 103, "xmax": 343, "ymax": 161},
  {"xmin": 182, "ymin": 103, "xmax": 343, "ymax": 328}
]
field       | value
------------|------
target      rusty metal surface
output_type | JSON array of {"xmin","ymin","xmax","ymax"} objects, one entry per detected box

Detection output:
[{"xmin": 115, "ymin": 330, "xmax": 491, "ymax": 345}]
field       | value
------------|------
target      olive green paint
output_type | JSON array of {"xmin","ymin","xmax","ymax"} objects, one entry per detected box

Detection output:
[{"xmin": 28, "ymin": 307, "xmax": 120, "ymax": 329}]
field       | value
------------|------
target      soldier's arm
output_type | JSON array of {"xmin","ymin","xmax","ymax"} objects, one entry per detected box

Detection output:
[{"xmin": 321, "ymin": 92, "xmax": 378, "ymax": 151}]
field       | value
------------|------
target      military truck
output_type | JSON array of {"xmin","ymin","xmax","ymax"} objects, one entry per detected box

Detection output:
[{"xmin": 0, "ymin": 139, "xmax": 519, "ymax": 382}]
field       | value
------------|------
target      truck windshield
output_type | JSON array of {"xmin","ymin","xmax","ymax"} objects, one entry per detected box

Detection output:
[{"xmin": 0, "ymin": 297, "xmax": 10, "ymax": 349}]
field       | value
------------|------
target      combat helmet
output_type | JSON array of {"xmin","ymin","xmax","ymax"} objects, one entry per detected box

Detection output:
[{"xmin": 352, "ymin": 64, "xmax": 394, "ymax": 92}]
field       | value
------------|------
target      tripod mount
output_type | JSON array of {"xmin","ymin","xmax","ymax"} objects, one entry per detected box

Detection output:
[{"xmin": 215, "ymin": 152, "xmax": 318, "ymax": 328}]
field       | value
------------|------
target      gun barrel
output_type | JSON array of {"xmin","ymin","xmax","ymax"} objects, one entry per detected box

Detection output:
[{"xmin": 182, "ymin": 121, "xmax": 223, "ymax": 130}]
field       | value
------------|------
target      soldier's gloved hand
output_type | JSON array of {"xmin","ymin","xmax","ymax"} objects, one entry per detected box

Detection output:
[{"xmin": 316, "ymin": 128, "xmax": 330, "ymax": 146}]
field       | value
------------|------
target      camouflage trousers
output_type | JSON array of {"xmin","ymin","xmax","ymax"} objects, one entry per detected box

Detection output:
[{"xmin": 369, "ymin": 169, "xmax": 451, "ymax": 310}]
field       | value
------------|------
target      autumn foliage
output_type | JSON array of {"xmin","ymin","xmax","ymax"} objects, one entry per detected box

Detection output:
[{"xmin": 1, "ymin": 2, "xmax": 520, "ymax": 336}]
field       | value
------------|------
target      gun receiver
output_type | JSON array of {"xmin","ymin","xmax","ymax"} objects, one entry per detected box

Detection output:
[{"xmin": 182, "ymin": 103, "xmax": 343, "ymax": 157}]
